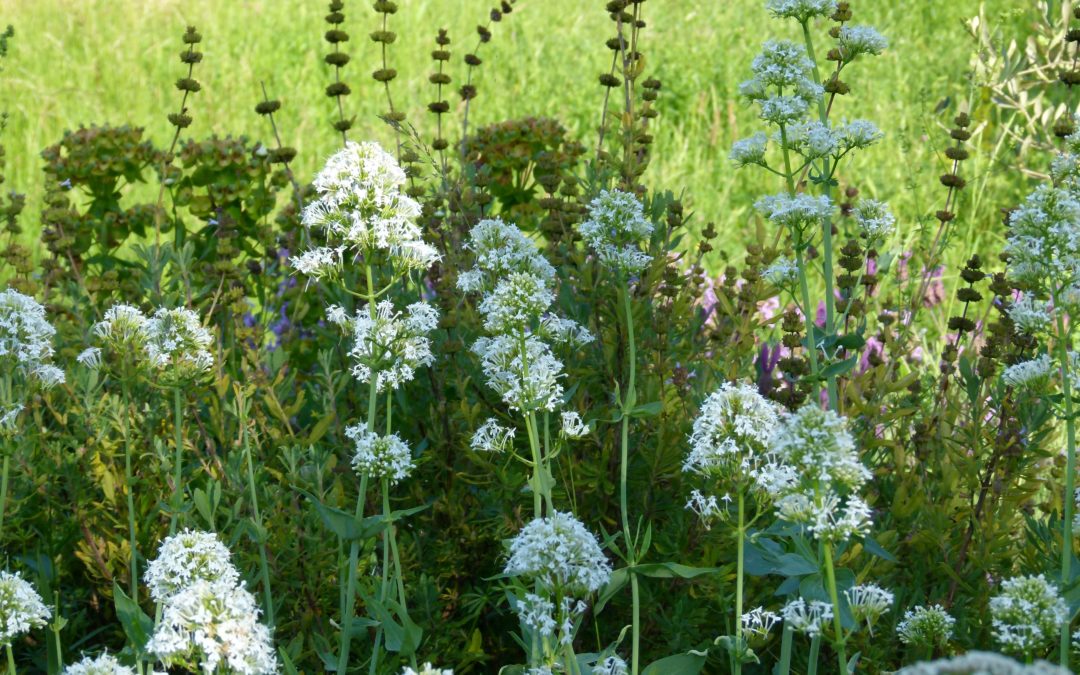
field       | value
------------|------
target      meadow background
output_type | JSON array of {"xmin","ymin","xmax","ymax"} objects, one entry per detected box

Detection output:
[{"xmin": 0, "ymin": 0, "xmax": 1028, "ymax": 269}]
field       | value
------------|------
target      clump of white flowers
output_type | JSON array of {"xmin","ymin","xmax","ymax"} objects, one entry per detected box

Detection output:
[
  {"xmin": 515, "ymin": 593, "xmax": 586, "ymax": 648},
  {"xmin": 755, "ymin": 193, "xmax": 833, "ymax": 236},
  {"xmin": 470, "ymin": 418, "xmax": 516, "ymax": 454},
  {"xmin": 781, "ymin": 598, "xmax": 833, "ymax": 637},
  {"xmin": 144, "ymin": 530, "xmax": 276, "ymax": 674},
  {"xmin": 62, "ymin": 653, "xmax": 137, "ymax": 675},
  {"xmin": 144, "ymin": 529, "xmax": 241, "ymax": 603},
  {"xmin": 1002, "ymin": 354, "xmax": 1055, "ymax": 391},
  {"xmin": 327, "ymin": 300, "xmax": 439, "ymax": 392},
  {"xmin": 765, "ymin": 0, "xmax": 836, "ymax": 22},
  {"xmin": 560, "ymin": 411, "xmax": 589, "ymax": 439},
  {"xmin": 741, "ymin": 607, "xmax": 782, "ymax": 642},
  {"xmin": 472, "ymin": 335, "xmax": 565, "ymax": 413},
  {"xmin": 505, "ymin": 511, "xmax": 612, "ymax": 597},
  {"xmin": 777, "ymin": 119, "xmax": 883, "ymax": 162},
  {"xmin": 845, "ymin": 583, "xmax": 894, "ymax": 634},
  {"xmin": 292, "ymin": 141, "xmax": 439, "ymax": 280},
  {"xmin": 456, "ymin": 218, "xmax": 555, "ymax": 294},
  {"xmin": 0, "ymin": 570, "xmax": 51, "ymax": 647},
  {"xmin": 853, "ymin": 199, "xmax": 896, "ymax": 244},
  {"xmin": 897, "ymin": 604, "xmax": 955, "ymax": 650},
  {"xmin": 141, "ymin": 307, "xmax": 215, "ymax": 385},
  {"xmin": 770, "ymin": 404, "xmax": 872, "ymax": 541},
  {"xmin": 0, "ymin": 289, "xmax": 64, "ymax": 432},
  {"xmin": 479, "ymin": 273, "xmax": 555, "ymax": 334},
  {"xmin": 730, "ymin": 132, "xmax": 769, "ymax": 167},
  {"xmin": 836, "ymin": 25, "xmax": 888, "ymax": 62},
  {"xmin": 577, "ymin": 189, "xmax": 654, "ymax": 276},
  {"xmin": 1005, "ymin": 185, "xmax": 1080, "ymax": 290},
  {"xmin": 763, "ymin": 257, "xmax": 799, "ymax": 286},
  {"xmin": 739, "ymin": 40, "xmax": 822, "ymax": 126},
  {"xmin": 402, "ymin": 665, "xmax": 453, "ymax": 675},
  {"xmin": 346, "ymin": 422, "xmax": 415, "ymax": 484},
  {"xmin": 896, "ymin": 651, "xmax": 1069, "ymax": 675},
  {"xmin": 594, "ymin": 655, "xmax": 629, "ymax": 675},
  {"xmin": 1006, "ymin": 294, "xmax": 1053, "ymax": 336},
  {"xmin": 990, "ymin": 574, "xmax": 1067, "ymax": 658}
]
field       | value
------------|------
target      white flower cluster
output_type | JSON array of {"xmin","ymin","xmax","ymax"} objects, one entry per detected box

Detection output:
[
  {"xmin": 538, "ymin": 315, "xmax": 595, "ymax": 350},
  {"xmin": 560, "ymin": 411, "xmax": 589, "ymax": 439},
  {"xmin": 142, "ymin": 307, "xmax": 215, "ymax": 385},
  {"xmin": 473, "ymin": 335, "xmax": 565, "ymax": 413},
  {"xmin": 763, "ymin": 257, "xmax": 799, "ymax": 286},
  {"xmin": 479, "ymin": 273, "xmax": 555, "ymax": 334},
  {"xmin": 62, "ymin": 652, "xmax": 136, "ymax": 675},
  {"xmin": 144, "ymin": 530, "xmax": 276, "ymax": 674},
  {"xmin": 293, "ymin": 141, "xmax": 439, "ymax": 280},
  {"xmin": 837, "ymin": 25, "xmax": 888, "ymax": 62},
  {"xmin": 594, "ymin": 655, "xmax": 629, "ymax": 675},
  {"xmin": 896, "ymin": 651, "xmax": 1069, "ymax": 675},
  {"xmin": 764, "ymin": 0, "xmax": 836, "ymax": 22},
  {"xmin": 329, "ymin": 300, "xmax": 439, "ymax": 392},
  {"xmin": 515, "ymin": 593, "xmax": 586, "ymax": 647},
  {"xmin": 845, "ymin": 583, "xmax": 894, "ymax": 632},
  {"xmin": 470, "ymin": 418, "xmax": 516, "ymax": 454},
  {"xmin": 1005, "ymin": 185, "xmax": 1080, "ymax": 290},
  {"xmin": 853, "ymin": 198, "xmax": 896, "ymax": 243},
  {"xmin": 0, "ymin": 570, "xmax": 51, "ymax": 647},
  {"xmin": 741, "ymin": 606, "xmax": 781, "ymax": 641},
  {"xmin": 739, "ymin": 40, "xmax": 822, "ymax": 126},
  {"xmin": 755, "ymin": 193, "xmax": 833, "ymax": 235},
  {"xmin": 1002, "ymin": 354, "xmax": 1054, "ymax": 391},
  {"xmin": 990, "ymin": 574, "xmax": 1067, "ymax": 657},
  {"xmin": 897, "ymin": 604, "xmax": 955, "ymax": 649},
  {"xmin": 504, "ymin": 511, "xmax": 612, "ymax": 597},
  {"xmin": 402, "ymin": 664, "xmax": 453, "ymax": 675},
  {"xmin": 346, "ymin": 421, "xmax": 415, "ymax": 484},
  {"xmin": 577, "ymin": 189, "xmax": 654, "ymax": 276},
  {"xmin": 770, "ymin": 404, "xmax": 872, "ymax": 541},
  {"xmin": 1006, "ymin": 294, "xmax": 1053, "ymax": 335},
  {"xmin": 456, "ymin": 218, "xmax": 555, "ymax": 294},
  {"xmin": 0, "ymin": 288, "xmax": 65, "ymax": 391},
  {"xmin": 730, "ymin": 132, "xmax": 769, "ymax": 167},
  {"xmin": 777, "ymin": 119, "xmax": 883, "ymax": 161},
  {"xmin": 781, "ymin": 598, "xmax": 832, "ymax": 636}
]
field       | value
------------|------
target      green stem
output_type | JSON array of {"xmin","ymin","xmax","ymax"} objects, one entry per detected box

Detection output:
[
  {"xmin": 241, "ymin": 402, "xmax": 274, "ymax": 627},
  {"xmin": 778, "ymin": 622, "xmax": 794, "ymax": 675},
  {"xmin": 5, "ymin": 643, "xmax": 14, "ymax": 675},
  {"xmin": 120, "ymin": 380, "xmax": 139, "ymax": 604},
  {"xmin": 735, "ymin": 492, "xmax": 745, "ymax": 675},
  {"xmin": 1056, "ymin": 286, "xmax": 1077, "ymax": 668},
  {"xmin": 0, "ymin": 451, "xmax": 8, "ymax": 542},
  {"xmin": 796, "ymin": 246, "xmax": 823, "ymax": 386},
  {"xmin": 807, "ymin": 633, "xmax": 821, "ymax": 675},
  {"xmin": 822, "ymin": 543, "xmax": 849, "ymax": 673},
  {"xmin": 168, "ymin": 387, "xmax": 184, "ymax": 535},
  {"xmin": 618, "ymin": 284, "xmax": 641, "ymax": 675}
]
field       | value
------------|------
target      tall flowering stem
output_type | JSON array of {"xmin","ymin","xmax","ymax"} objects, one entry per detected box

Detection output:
[
  {"xmin": 169, "ymin": 386, "xmax": 185, "ymax": 535},
  {"xmin": 618, "ymin": 282, "xmax": 641, "ymax": 675},
  {"xmin": 236, "ymin": 387, "xmax": 275, "ymax": 628},
  {"xmin": 1053, "ymin": 286, "xmax": 1077, "ymax": 665},
  {"xmin": 120, "ymin": 378, "xmax": 139, "ymax": 603}
]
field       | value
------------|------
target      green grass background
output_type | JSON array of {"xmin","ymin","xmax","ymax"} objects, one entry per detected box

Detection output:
[{"xmin": 0, "ymin": 0, "xmax": 1034, "ymax": 270}]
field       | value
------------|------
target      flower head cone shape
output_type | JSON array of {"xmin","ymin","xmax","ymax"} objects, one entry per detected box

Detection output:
[
  {"xmin": 683, "ymin": 381, "xmax": 787, "ymax": 498},
  {"xmin": 770, "ymin": 404, "xmax": 872, "ymax": 542},
  {"xmin": 990, "ymin": 574, "xmax": 1068, "ymax": 658},
  {"xmin": 470, "ymin": 418, "xmax": 516, "ymax": 454},
  {"xmin": 346, "ymin": 421, "xmax": 415, "ymax": 484},
  {"xmin": 755, "ymin": 192, "xmax": 833, "ymax": 241},
  {"xmin": 505, "ymin": 511, "xmax": 612, "ymax": 598},
  {"xmin": 472, "ymin": 334, "xmax": 565, "ymax": 413},
  {"xmin": 478, "ymin": 273, "xmax": 555, "ymax": 335},
  {"xmin": 0, "ymin": 288, "xmax": 65, "ymax": 421},
  {"xmin": 738, "ymin": 40, "xmax": 823, "ymax": 127},
  {"xmin": 1004, "ymin": 184, "xmax": 1080, "ymax": 292},
  {"xmin": 577, "ymin": 189, "xmax": 654, "ymax": 277},
  {"xmin": 0, "ymin": 570, "xmax": 51, "ymax": 647},
  {"xmin": 144, "ymin": 529, "xmax": 241, "ymax": 603},
  {"xmin": 328, "ymin": 300, "xmax": 438, "ymax": 392},
  {"xmin": 780, "ymin": 598, "xmax": 833, "ymax": 637},
  {"xmin": 62, "ymin": 653, "xmax": 137, "ymax": 675},
  {"xmin": 141, "ymin": 307, "xmax": 215, "ymax": 386},
  {"xmin": 402, "ymin": 665, "xmax": 454, "ymax": 675},
  {"xmin": 293, "ymin": 141, "xmax": 439, "ymax": 281},
  {"xmin": 844, "ymin": 583, "xmax": 894, "ymax": 634},
  {"xmin": 456, "ymin": 218, "xmax": 555, "ymax": 295},
  {"xmin": 77, "ymin": 303, "xmax": 150, "ymax": 378},
  {"xmin": 765, "ymin": 0, "xmax": 837, "ymax": 22},
  {"xmin": 897, "ymin": 604, "xmax": 955, "ymax": 650},
  {"xmin": 147, "ymin": 579, "xmax": 277, "ymax": 675}
]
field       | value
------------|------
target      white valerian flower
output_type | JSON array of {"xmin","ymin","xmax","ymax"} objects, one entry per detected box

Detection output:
[
  {"xmin": 514, "ymin": 593, "xmax": 585, "ymax": 648},
  {"xmin": 478, "ymin": 273, "xmax": 554, "ymax": 334},
  {"xmin": 458, "ymin": 218, "xmax": 555, "ymax": 293},
  {"xmin": 401, "ymin": 664, "xmax": 454, "ymax": 675},
  {"xmin": 0, "ymin": 288, "xmax": 64, "ymax": 388},
  {"xmin": 990, "ymin": 574, "xmax": 1068, "ymax": 657},
  {"xmin": 470, "ymin": 418, "xmax": 516, "ymax": 454},
  {"xmin": 777, "ymin": 489, "xmax": 872, "ymax": 541},
  {"xmin": 1007, "ymin": 294, "xmax": 1054, "ymax": 336},
  {"xmin": 685, "ymin": 489, "xmax": 724, "ymax": 528},
  {"xmin": 741, "ymin": 606, "xmax": 781, "ymax": 641},
  {"xmin": 505, "ymin": 511, "xmax": 612, "ymax": 597},
  {"xmin": 594, "ymin": 655, "xmax": 629, "ymax": 675},
  {"xmin": 763, "ymin": 257, "xmax": 799, "ymax": 286},
  {"xmin": 560, "ymin": 411, "xmax": 589, "ymax": 439},
  {"xmin": 897, "ymin": 604, "xmax": 955, "ymax": 649},
  {"xmin": 62, "ymin": 652, "xmax": 137, "ymax": 675},
  {"xmin": 895, "ymin": 651, "xmax": 1069, "ymax": 674},
  {"xmin": 76, "ymin": 347, "xmax": 102, "ymax": 370},
  {"xmin": 0, "ymin": 570, "xmax": 51, "ymax": 647},
  {"xmin": 853, "ymin": 199, "xmax": 896, "ymax": 243},
  {"xmin": 0, "ymin": 405, "xmax": 23, "ymax": 434},
  {"xmin": 730, "ymin": 132, "xmax": 769, "ymax": 167},
  {"xmin": 472, "ymin": 335, "xmax": 565, "ymax": 413},
  {"xmin": 837, "ymin": 119, "xmax": 884, "ymax": 151},
  {"xmin": 739, "ymin": 41, "xmax": 823, "ymax": 124},
  {"xmin": 764, "ymin": 0, "xmax": 837, "ymax": 22},
  {"xmin": 684, "ymin": 382, "xmax": 784, "ymax": 494},
  {"xmin": 91, "ymin": 304, "xmax": 149, "ymax": 349},
  {"xmin": 147, "ymin": 579, "xmax": 277, "ymax": 675},
  {"xmin": 577, "ymin": 189, "xmax": 654, "ymax": 276},
  {"xmin": 142, "ymin": 307, "xmax": 215, "ymax": 385},
  {"xmin": 1005, "ymin": 184, "xmax": 1080, "ymax": 288},
  {"xmin": 845, "ymin": 583, "xmax": 894, "ymax": 633},
  {"xmin": 837, "ymin": 25, "xmax": 888, "ymax": 61},
  {"xmin": 771, "ymin": 404, "xmax": 869, "ymax": 489},
  {"xmin": 755, "ymin": 193, "xmax": 833, "ymax": 236},
  {"xmin": 295, "ymin": 141, "xmax": 439, "ymax": 278},
  {"xmin": 1003, "ymin": 354, "xmax": 1055, "ymax": 390},
  {"xmin": 781, "ymin": 598, "xmax": 832, "ymax": 637},
  {"xmin": 346, "ymin": 422, "xmax": 415, "ymax": 484},
  {"xmin": 144, "ymin": 529, "xmax": 240, "ymax": 603},
  {"xmin": 336, "ymin": 300, "xmax": 439, "ymax": 392},
  {"xmin": 778, "ymin": 120, "xmax": 838, "ymax": 160},
  {"xmin": 538, "ymin": 315, "xmax": 595, "ymax": 349}
]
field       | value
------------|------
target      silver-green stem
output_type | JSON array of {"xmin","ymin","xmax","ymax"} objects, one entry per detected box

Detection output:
[
  {"xmin": 734, "ymin": 491, "xmax": 745, "ymax": 675},
  {"xmin": 240, "ymin": 401, "xmax": 274, "ymax": 627},
  {"xmin": 1055, "ymin": 285, "xmax": 1077, "ymax": 668},
  {"xmin": 120, "ymin": 379, "xmax": 139, "ymax": 605},
  {"xmin": 5, "ymin": 643, "xmax": 14, "ymax": 675},
  {"xmin": 618, "ymin": 284, "xmax": 641, "ymax": 675},
  {"xmin": 168, "ymin": 387, "xmax": 184, "ymax": 535},
  {"xmin": 822, "ymin": 542, "xmax": 848, "ymax": 673}
]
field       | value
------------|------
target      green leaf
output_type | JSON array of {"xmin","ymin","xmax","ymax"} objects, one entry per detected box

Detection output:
[
  {"xmin": 630, "ymin": 562, "xmax": 720, "ymax": 579},
  {"xmin": 113, "ymin": 583, "xmax": 153, "ymax": 655},
  {"xmin": 628, "ymin": 401, "xmax": 663, "ymax": 418},
  {"xmin": 821, "ymin": 356, "xmax": 858, "ymax": 379},
  {"xmin": 641, "ymin": 651, "xmax": 708, "ymax": 675},
  {"xmin": 860, "ymin": 536, "xmax": 897, "ymax": 562},
  {"xmin": 364, "ymin": 594, "xmax": 423, "ymax": 657},
  {"xmin": 293, "ymin": 488, "xmax": 386, "ymax": 541},
  {"xmin": 773, "ymin": 552, "xmax": 818, "ymax": 577},
  {"xmin": 596, "ymin": 567, "xmax": 630, "ymax": 613}
]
